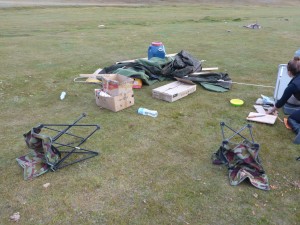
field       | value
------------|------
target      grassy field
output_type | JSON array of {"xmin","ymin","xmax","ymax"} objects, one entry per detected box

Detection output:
[{"xmin": 0, "ymin": 1, "xmax": 299, "ymax": 225}]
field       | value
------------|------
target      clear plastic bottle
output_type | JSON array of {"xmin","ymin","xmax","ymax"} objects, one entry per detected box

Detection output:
[
  {"xmin": 137, "ymin": 107, "xmax": 158, "ymax": 118},
  {"xmin": 60, "ymin": 91, "xmax": 66, "ymax": 100}
]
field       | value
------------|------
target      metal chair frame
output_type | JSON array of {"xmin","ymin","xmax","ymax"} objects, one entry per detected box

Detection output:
[{"xmin": 35, "ymin": 113, "xmax": 100, "ymax": 171}]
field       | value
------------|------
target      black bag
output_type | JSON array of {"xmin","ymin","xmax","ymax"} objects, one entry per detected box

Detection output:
[{"xmin": 162, "ymin": 50, "xmax": 202, "ymax": 78}]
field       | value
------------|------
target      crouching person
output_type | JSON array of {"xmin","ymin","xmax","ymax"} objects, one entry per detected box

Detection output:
[
  {"xmin": 268, "ymin": 57, "xmax": 300, "ymax": 143},
  {"xmin": 287, "ymin": 113, "xmax": 300, "ymax": 143}
]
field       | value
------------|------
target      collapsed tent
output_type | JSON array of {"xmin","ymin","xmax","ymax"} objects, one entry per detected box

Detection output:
[
  {"xmin": 99, "ymin": 56, "xmax": 172, "ymax": 85},
  {"xmin": 160, "ymin": 50, "xmax": 202, "ymax": 78},
  {"xmin": 179, "ymin": 72, "xmax": 232, "ymax": 92},
  {"xmin": 98, "ymin": 50, "xmax": 232, "ymax": 92}
]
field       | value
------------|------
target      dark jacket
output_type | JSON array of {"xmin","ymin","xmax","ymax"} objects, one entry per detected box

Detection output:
[{"xmin": 276, "ymin": 73, "xmax": 300, "ymax": 108}]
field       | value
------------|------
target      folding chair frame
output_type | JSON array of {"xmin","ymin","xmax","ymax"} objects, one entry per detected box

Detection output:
[
  {"xmin": 220, "ymin": 122, "xmax": 258, "ymax": 147},
  {"xmin": 36, "ymin": 113, "xmax": 100, "ymax": 171}
]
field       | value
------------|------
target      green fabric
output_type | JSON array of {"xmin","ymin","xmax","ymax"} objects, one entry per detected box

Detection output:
[
  {"xmin": 199, "ymin": 82, "xmax": 230, "ymax": 92},
  {"xmin": 101, "ymin": 56, "xmax": 174, "ymax": 85},
  {"xmin": 114, "ymin": 67, "xmax": 164, "ymax": 85},
  {"xmin": 136, "ymin": 56, "xmax": 174, "ymax": 68},
  {"xmin": 24, "ymin": 127, "xmax": 60, "ymax": 167},
  {"xmin": 100, "ymin": 54, "xmax": 232, "ymax": 93},
  {"xmin": 17, "ymin": 127, "xmax": 61, "ymax": 180}
]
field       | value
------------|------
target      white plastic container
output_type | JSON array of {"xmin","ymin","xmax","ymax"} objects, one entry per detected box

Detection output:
[
  {"xmin": 60, "ymin": 91, "xmax": 66, "ymax": 100},
  {"xmin": 274, "ymin": 64, "xmax": 291, "ymax": 101},
  {"xmin": 137, "ymin": 107, "xmax": 158, "ymax": 118}
]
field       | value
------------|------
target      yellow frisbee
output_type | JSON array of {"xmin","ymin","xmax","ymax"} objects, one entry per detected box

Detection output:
[{"xmin": 230, "ymin": 99, "xmax": 244, "ymax": 106}]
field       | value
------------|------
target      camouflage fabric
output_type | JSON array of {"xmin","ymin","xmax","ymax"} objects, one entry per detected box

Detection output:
[
  {"xmin": 23, "ymin": 127, "xmax": 60, "ymax": 168},
  {"xmin": 16, "ymin": 150, "xmax": 49, "ymax": 180},
  {"xmin": 212, "ymin": 140, "xmax": 270, "ymax": 191},
  {"xmin": 16, "ymin": 126, "xmax": 61, "ymax": 180}
]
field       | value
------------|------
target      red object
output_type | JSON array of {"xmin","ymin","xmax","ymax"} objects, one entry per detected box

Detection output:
[{"xmin": 151, "ymin": 42, "xmax": 163, "ymax": 46}]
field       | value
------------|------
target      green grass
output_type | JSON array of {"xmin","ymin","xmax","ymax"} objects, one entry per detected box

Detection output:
[{"xmin": 0, "ymin": 2, "xmax": 299, "ymax": 225}]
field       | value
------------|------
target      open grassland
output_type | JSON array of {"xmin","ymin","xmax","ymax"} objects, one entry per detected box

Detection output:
[
  {"xmin": 1, "ymin": 0, "xmax": 300, "ymax": 7},
  {"xmin": 0, "ymin": 2, "xmax": 299, "ymax": 225}
]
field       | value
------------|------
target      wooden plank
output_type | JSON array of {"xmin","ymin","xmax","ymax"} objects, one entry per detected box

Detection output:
[
  {"xmin": 74, "ymin": 77, "xmax": 102, "ymax": 83},
  {"xmin": 116, "ymin": 53, "xmax": 177, "ymax": 64},
  {"xmin": 189, "ymin": 71, "xmax": 214, "ymax": 76},
  {"xmin": 191, "ymin": 67, "xmax": 219, "ymax": 75},
  {"xmin": 174, "ymin": 77, "xmax": 196, "ymax": 85},
  {"xmin": 202, "ymin": 67, "xmax": 219, "ymax": 71},
  {"xmin": 79, "ymin": 74, "xmax": 103, "ymax": 78}
]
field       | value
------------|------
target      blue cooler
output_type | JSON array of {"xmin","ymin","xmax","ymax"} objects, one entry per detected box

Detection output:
[{"xmin": 148, "ymin": 42, "xmax": 166, "ymax": 60}]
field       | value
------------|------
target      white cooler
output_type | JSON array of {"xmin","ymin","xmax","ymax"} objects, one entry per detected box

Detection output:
[{"xmin": 274, "ymin": 64, "xmax": 291, "ymax": 101}]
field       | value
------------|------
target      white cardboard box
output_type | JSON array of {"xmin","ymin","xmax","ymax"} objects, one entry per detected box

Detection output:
[{"xmin": 152, "ymin": 81, "xmax": 197, "ymax": 102}]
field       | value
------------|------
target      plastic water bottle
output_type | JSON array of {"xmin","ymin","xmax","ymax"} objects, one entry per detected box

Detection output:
[
  {"xmin": 137, "ymin": 107, "xmax": 158, "ymax": 118},
  {"xmin": 60, "ymin": 91, "xmax": 66, "ymax": 100}
]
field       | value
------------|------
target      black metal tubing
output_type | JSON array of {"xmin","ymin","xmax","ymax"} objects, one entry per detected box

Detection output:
[
  {"xmin": 50, "ymin": 125, "xmax": 100, "ymax": 171},
  {"xmin": 35, "ymin": 113, "xmax": 100, "ymax": 171},
  {"xmin": 220, "ymin": 122, "xmax": 255, "ymax": 144},
  {"xmin": 42, "ymin": 124, "xmax": 100, "ymax": 147},
  {"xmin": 41, "ymin": 126, "xmax": 84, "ymax": 140},
  {"xmin": 52, "ymin": 146, "xmax": 99, "ymax": 171},
  {"xmin": 49, "ymin": 113, "xmax": 86, "ymax": 141}
]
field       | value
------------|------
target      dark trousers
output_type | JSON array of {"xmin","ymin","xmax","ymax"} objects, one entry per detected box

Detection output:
[{"xmin": 288, "ymin": 110, "xmax": 300, "ymax": 133}]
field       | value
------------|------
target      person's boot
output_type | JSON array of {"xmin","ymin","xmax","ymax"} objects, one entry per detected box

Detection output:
[
  {"xmin": 294, "ymin": 132, "xmax": 300, "ymax": 144},
  {"xmin": 287, "ymin": 117, "xmax": 300, "ymax": 144}
]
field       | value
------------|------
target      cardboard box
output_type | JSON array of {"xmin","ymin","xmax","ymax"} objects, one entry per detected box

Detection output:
[
  {"xmin": 95, "ymin": 89, "xmax": 134, "ymax": 112},
  {"xmin": 152, "ymin": 81, "xmax": 197, "ymax": 102},
  {"xmin": 101, "ymin": 74, "xmax": 134, "ymax": 96}
]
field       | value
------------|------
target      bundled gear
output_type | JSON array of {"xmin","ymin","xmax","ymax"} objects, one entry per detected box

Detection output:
[{"xmin": 161, "ymin": 50, "xmax": 202, "ymax": 78}]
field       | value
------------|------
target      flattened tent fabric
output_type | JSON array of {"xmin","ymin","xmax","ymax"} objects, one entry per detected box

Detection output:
[
  {"xmin": 98, "ymin": 50, "xmax": 232, "ymax": 92},
  {"xmin": 180, "ymin": 72, "xmax": 232, "ymax": 92},
  {"xmin": 99, "ymin": 50, "xmax": 203, "ymax": 84},
  {"xmin": 99, "ymin": 56, "xmax": 173, "ymax": 85},
  {"xmin": 161, "ymin": 50, "xmax": 202, "ymax": 78}
]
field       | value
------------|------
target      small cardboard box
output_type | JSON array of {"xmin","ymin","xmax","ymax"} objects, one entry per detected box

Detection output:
[
  {"xmin": 95, "ymin": 89, "xmax": 134, "ymax": 112},
  {"xmin": 152, "ymin": 81, "xmax": 197, "ymax": 102},
  {"xmin": 101, "ymin": 74, "xmax": 134, "ymax": 96}
]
